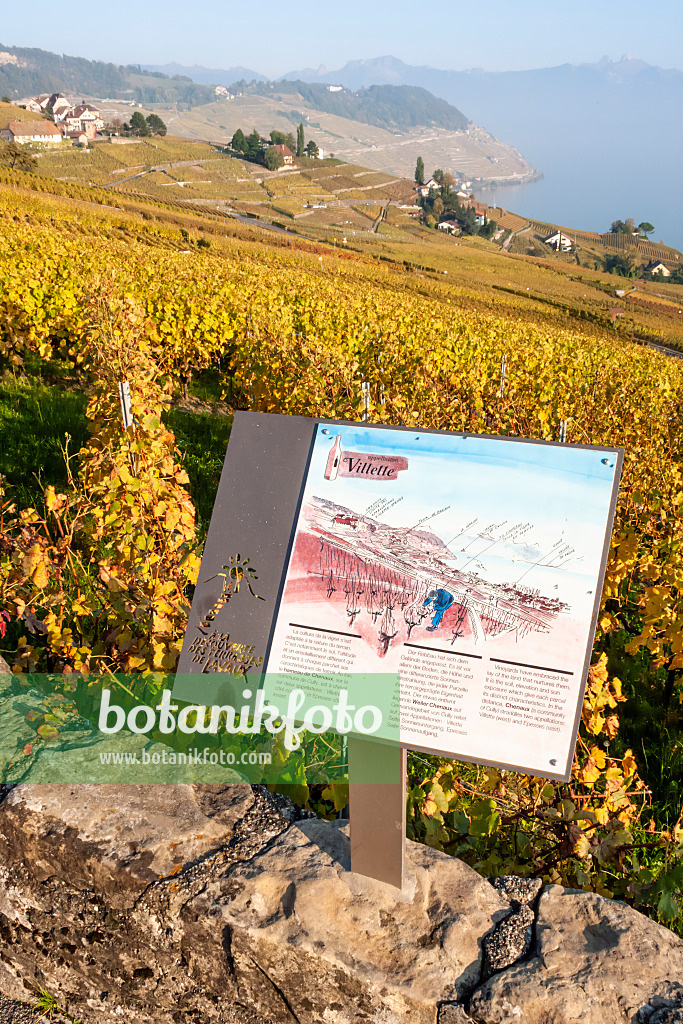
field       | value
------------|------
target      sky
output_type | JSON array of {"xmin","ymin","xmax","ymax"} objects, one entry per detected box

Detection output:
[{"xmin": 2, "ymin": 0, "xmax": 682, "ymax": 76}]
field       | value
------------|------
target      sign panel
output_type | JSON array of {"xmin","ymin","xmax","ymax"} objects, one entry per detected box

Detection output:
[{"xmin": 174, "ymin": 412, "xmax": 622, "ymax": 782}]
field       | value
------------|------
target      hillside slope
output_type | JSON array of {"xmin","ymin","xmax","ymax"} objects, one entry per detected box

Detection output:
[{"xmin": 0, "ymin": 43, "xmax": 215, "ymax": 107}]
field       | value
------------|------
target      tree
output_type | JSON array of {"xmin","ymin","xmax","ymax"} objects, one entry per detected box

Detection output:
[
  {"xmin": 263, "ymin": 146, "xmax": 284, "ymax": 171},
  {"xmin": 415, "ymin": 156, "xmax": 424, "ymax": 185},
  {"xmin": 269, "ymin": 130, "xmax": 286, "ymax": 145},
  {"xmin": 458, "ymin": 206, "xmax": 479, "ymax": 235},
  {"xmin": 146, "ymin": 114, "xmax": 167, "ymax": 136},
  {"xmin": 110, "ymin": 116, "xmax": 124, "ymax": 135},
  {"xmin": 1, "ymin": 96, "xmax": 10, "ymax": 103},
  {"xmin": 129, "ymin": 111, "xmax": 149, "ymax": 137},
  {"xmin": 296, "ymin": 122, "xmax": 305, "ymax": 158},
  {"xmin": 284, "ymin": 132, "xmax": 296, "ymax": 153},
  {"xmin": 0, "ymin": 141, "xmax": 37, "ymax": 172},
  {"xmin": 604, "ymin": 252, "xmax": 637, "ymax": 278},
  {"xmin": 610, "ymin": 218, "xmax": 638, "ymax": 236},
  {"xmin": 231, "ymin": 128, "xmax": 247, "ymax": 153},
  {"xmin": 432, "ymin": 168, "xmax": 444, "ymax": 185},
  {"xmin": 244, "ymin": 129, "xmax": 262, "ymax": 162},
  {"xmin": 442, "ymin": 172, "xmax": 455, "ymax": 191},
  {"xmin": 305, "ymin": 139, "xmax": 319, "ymax": 158},
  {"xmin": 638, "ymin": 221, "xmax": 655, "ymax": 238}
]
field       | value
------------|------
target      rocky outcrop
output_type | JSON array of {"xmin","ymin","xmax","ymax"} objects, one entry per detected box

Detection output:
[
  {"xmin": 0, "ymin": 782, "xmax": 680, "ymax": 1024},
  {"xmin": 469, "ymin": 884, "xmax": 683, "ymax": 1024}
]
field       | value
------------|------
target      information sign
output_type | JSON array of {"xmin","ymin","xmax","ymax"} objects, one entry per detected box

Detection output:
[{"xmin": 175, "ymin": 412, "xmax": 622, "ymax": 783}]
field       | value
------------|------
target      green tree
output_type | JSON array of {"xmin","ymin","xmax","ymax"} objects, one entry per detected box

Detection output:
[
  {"xmin": 263, "ymin": 146, "xmax": 284, "ymax": 170},
  {"xmin": 296, "ymin": 122, "xmax": 305, "ymax": 157},
  {"xmin": 432, "ymin": 168, "xmax": 444, "ymax": 185},
  {"xmin": 458, "ymin": 206, "xmax": 479, "ymax": 235},
  {"xmin": 604, "ymin": 252, "xmax": 637, "ymax": 278},
  {"xmin": 146, "ymin": 114, "xmax": 167, "ymax": 136},
  {"xmin": 269, "ymin": 130, "xmax": 286, "ymax": 145},
  {"xmin": 415, "ymin": 156, "xmax": 425, "ymax": 185},
  {"xmin": 231, "ymin": 128, "xmax": 247, "ymax": 153},
  {"xmin": 638, "ymin": 221, "xmax": 655, "ymax": 238},
  {"xmin": 305, "ymin": 139, "xmax": 319, "ymax": 158},
  {"xmin": 129, "ymin": 111, "xmax": 149, "ymax": 137},
  {"xmin": 0, "ymin": 141, "xmax": 37, "ymax": 172},
  {"xmin": 244, "ymin": 129, "xmax": 262, "ymax": 162},
  {"xmin": 284, "ymin": 131, "xmax": 296, "ymax": 153}
]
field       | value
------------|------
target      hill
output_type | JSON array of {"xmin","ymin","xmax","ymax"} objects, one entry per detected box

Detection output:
[
  {"xmin": 0, "ymin": 43, "xmax": 216, "ymax": 107},
  {"xmin": 1, "ymin": 159, "xmax": 683, "ymax": 927},
  {"xmin": 170, "ymin": 78, "xmax": 470, "ymax": 133},
  {"xmin": 0, "ymin": 43, "xmax": 536, "ymax": 187},
  {"xmin": 282, "ymin": 55, "xmax": 683, "ymax": 250},
  {"xmin": 165, "ymin": 89, "xmax": 532, "ymax": 186},
  {"xmin": 143, "ymin": 62, "xmax": 267, "ymax": 84}
]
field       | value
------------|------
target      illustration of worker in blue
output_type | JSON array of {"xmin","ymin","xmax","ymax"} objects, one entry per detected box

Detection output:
[{"xmin": 423, "ymin": 588, "xmax": 454, "ymax": 631}]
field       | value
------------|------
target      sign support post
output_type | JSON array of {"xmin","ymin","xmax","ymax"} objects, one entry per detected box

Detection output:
[{"xmin": 349, "ymin": 738, "xmax": 407, "ymax": 889}]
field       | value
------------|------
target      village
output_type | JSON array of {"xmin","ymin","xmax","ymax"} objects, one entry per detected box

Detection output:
[{"xmin": 0, "ymin": 91, "xmax": 106, "ymax": 146}]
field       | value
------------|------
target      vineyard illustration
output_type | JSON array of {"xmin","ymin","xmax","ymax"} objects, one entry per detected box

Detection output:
[{"xmin": 281, "ymin": 495, "xmax": 569, "ymax": 659}]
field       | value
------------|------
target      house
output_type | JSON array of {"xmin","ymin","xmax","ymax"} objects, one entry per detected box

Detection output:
[
  {"xmin": 62, "ymin": 104, "xmax": 104, "ymax": 138},
  {"xmin": 646, "ymin": 261, "xmax": 671, "ymax": 277},
  {"xmin": 48, "ymin": 94, "xmax": 71, "ymax": 121},
  {"xmin": 1, "ymin": 120, "xmax": 63, "ymax": 146},
  {"xmin": 416, "ymin": 178, "xmax": 441, "ymax": 197},
  {"xmin": 60, "ymin": 128, "xmax": 88, "ymax": 145},
  {"xmin": 437, "ymin": 219, "xmax": 461, "ymax": 235},
  {"xmin": 455, "ymin": 189, "xmax": 470, "ymax": 200},
  {"xmin": 543, "ymin": 231, "xmax": 573, "ymax": 252},
  {"xmin": 270, "ymin": 143, "xmax": 295, "ymax": 165}
]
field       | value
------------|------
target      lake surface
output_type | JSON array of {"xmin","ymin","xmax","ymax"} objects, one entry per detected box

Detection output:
[{"xmin": 471, "ymin": 101, "xmax": 683, "ymax": 252}]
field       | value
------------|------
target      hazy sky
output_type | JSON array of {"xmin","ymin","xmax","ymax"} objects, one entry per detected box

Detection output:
[{"xmin": 2, "ymin": 0, "xmax": 681, "ymax": 75}]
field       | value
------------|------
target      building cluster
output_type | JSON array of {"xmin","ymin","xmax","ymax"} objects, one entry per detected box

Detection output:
[{"xmin": 3, "ymin": 93, "xmax": 105, "ymax": 146}]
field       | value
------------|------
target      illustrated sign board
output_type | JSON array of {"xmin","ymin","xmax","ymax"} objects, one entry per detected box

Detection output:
[{"xmin": 174, "ymin": 412, "xmax": 622, "ymax": 783}]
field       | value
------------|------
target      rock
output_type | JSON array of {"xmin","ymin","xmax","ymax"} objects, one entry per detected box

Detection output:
[
  {"xmin": 218, "ymin": 815, "xmax": 508, "ymax": 1023},
  {"xmin": 488, "ymin": 875, "xmax": 542, "ymax": 906},
  {"xmin": 481, "ymin": 904, "xmax": 535, "ymax": 976},
  {"xmin": 640, "ymin": 992, "xmax": 683, "ymax": 1023},
  {"xmin": 1, "ymin": 785, "xmax": 681, "ymax": 1024},
  {"xmin": 438, "ymin": 1004, "xmax": 478, "ymax": 1023},
  {"xmin": 0, "ymin": 783, "xmax": 255, "ymax": 905},
  {"xmin": 0, "ymin": 783, "xmax": 508, "ymax": 1024},
  {"xmin": 0, "ymin": 678, "xmax": 246, "ymax": 785},
  {"xmin": 470, "ymin": 885, "xmax": 683, "ymax": 1024},
  {"xmin": 481, "ymin": 876, "xmax": 542, "ymax": 978}
]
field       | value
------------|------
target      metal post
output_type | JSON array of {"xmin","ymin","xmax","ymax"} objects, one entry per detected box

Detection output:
[
  {"xmin": 349, "ymin": 738, "xmax": 406, "ymax": 889},
  {"xmin": 362, "ymin": 381, "xmax": 371, "ymax": 422},
  {"xmin": 499, "ymin": 355, "xmax": 507, "ymax": 399},
  {"xmin": 118, "ymin": 381, "xmax": 133, "ymax": 430},
  {"xmin": 559, "ymin": 420, "xmax": 568, "ymax": 443}
]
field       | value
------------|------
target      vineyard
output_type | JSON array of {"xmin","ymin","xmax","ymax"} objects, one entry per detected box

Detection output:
[{"xmin": 1, "ymin": 166, "xmax": 683, "ymax": 931}]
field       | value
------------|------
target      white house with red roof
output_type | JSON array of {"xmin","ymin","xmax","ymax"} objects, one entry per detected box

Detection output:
[{"xmin": 0, "ymin": 120, "xmax": 63, "ymax": 146}]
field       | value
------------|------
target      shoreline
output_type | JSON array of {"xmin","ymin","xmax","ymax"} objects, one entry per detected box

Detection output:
[{"xmin": 474, "ymin": 169, "xmax": 544, "ymax": 190}]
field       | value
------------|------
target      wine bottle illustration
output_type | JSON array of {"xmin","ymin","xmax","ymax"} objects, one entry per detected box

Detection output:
[{"xmin": 324, "ymin": 434, "xmax": 343, "ymax": 480}]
